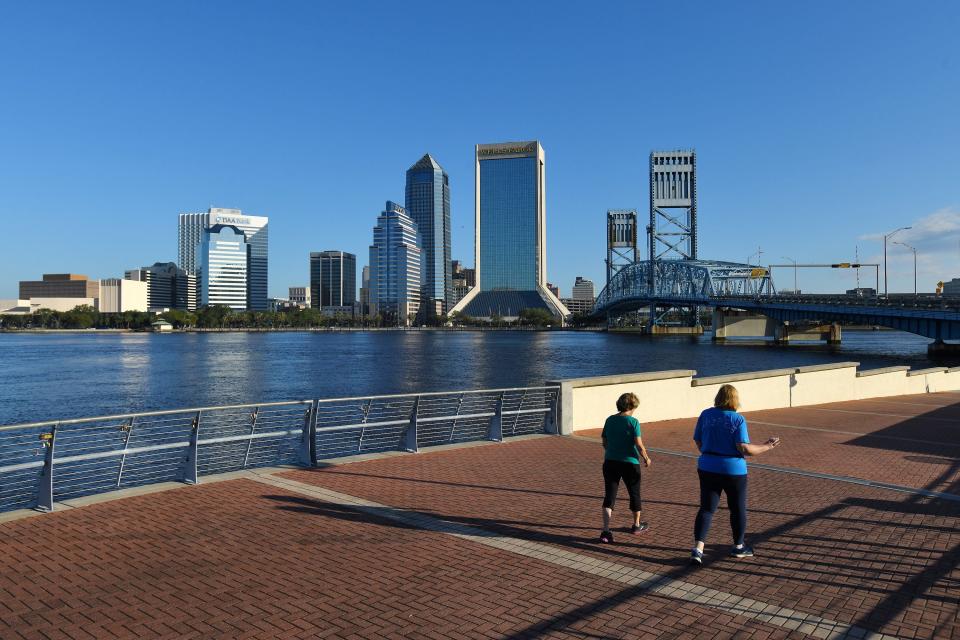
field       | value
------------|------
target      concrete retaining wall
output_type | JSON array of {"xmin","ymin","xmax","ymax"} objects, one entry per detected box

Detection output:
[{"xmin": 548, "ymin": 362, "xmax": 960, "ymax": 434}]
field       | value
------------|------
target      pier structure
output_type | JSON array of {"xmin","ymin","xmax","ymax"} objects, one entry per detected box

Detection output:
[{"xmin": 1, "ymin": 365, "xmax": 958, "ymax": 639}]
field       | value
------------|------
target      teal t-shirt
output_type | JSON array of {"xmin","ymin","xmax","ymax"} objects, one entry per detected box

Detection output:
[{"xmin": 602, "ymin": 414, "xmax": 642, "ymax": 464}]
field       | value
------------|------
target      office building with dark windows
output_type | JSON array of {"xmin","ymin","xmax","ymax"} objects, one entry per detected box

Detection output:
[
  {"xmin": 405, "ymin": 154, "xmax": 452, "ymax": 313},
  {"xmin": 309, "ymin": 251, "xmax": 357, "ymax": 310},
  {"xmin": 449, "ymin": 141, "xmax": 568, "ymax": 320},
  {"xmin": 125, "ymin": 262, "xmax": 197, "ymax": 311},
  {"xmin": 179, "ymin": 208, "xmax": 269, "ymax": 311},
  {"xmin": 369, "ymin": 201, "xmax": 422, "ymax": 326},
  {"xmin": 198, "ymin": 225, "xmax": 249, "ymax": 310},
  {"xmin": 19, "ymin": 274, "xmax": 100, "ymax": 301}
]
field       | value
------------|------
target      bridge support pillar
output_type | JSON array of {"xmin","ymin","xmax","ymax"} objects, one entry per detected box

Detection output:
[
  {"xmin": 928, "ymin": 340, "xmax": 960, "ymax": 357},
  {"xmin": 773, "ymin": 322, "xmax": 841, "ymax": 344},
  {"xmin": 712, "ymin": 308, "xmax": 776, "ymax": 341}
]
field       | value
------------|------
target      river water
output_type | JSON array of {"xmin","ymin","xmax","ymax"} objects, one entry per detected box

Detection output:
[{"xmin": 0, "ymin": 329, "xmax": 946, "ymax": 425}]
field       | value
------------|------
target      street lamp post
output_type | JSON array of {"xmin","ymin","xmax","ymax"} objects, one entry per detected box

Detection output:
[
  {"xmin": 883, "ymin": 226, "xmax": 911, "ymax": 296},
  {"xmin": 782, "ymin": 256, "xmax": 797, "ymax": 294},
  {"xmin": 894, "ymin": 241, "xmax": 917, "ymax": 297}
]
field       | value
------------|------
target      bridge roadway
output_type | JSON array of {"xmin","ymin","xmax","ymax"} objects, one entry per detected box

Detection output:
[{"xmin": 593, "ymin": 260, "xmax": 960, "ymax": 341}]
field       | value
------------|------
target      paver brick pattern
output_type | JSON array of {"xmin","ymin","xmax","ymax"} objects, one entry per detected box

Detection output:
[{"xmin": 0, "ymin": 392, "xmax": 957, "ymax": 639}]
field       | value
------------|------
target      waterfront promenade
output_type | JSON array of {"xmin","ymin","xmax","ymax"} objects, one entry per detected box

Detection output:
[{"xmin": 1, "ymin": 393, "xmax": 958, "ymax": 639}]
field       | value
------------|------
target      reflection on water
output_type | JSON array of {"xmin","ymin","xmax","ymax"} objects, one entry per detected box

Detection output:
[{"xmin": 0, "ymin": 329, "xmax": 946, "ymax": 425}]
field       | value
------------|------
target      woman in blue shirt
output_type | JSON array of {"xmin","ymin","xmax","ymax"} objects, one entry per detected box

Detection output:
[{"xmin": 690, "ymin": 384, "xmax": 780, "ymax": 566}]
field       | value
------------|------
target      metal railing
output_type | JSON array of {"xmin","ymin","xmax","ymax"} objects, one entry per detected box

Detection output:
[{"xmin": 0, "ymin": 386, "xmax": 559, "ymax": 514}]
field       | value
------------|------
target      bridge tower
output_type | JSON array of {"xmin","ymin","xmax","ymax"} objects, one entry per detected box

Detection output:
[
  {"xmin": 606, "ymin": 210, "xmax": 638, "ymax": 288},
  {"xmin": 648, "ymin": 150, "xmax": 699, "ymax": 329}
]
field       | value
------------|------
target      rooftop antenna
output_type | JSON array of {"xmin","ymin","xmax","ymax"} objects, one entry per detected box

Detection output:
[{"xmin": 855, "ymin": 245, "xmax": 860, "ymax": 288}]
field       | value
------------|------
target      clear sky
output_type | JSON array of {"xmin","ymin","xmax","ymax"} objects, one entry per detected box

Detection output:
[{"xmin": 1, "ymin": 1, "xmax": 958, "ymax": 299}]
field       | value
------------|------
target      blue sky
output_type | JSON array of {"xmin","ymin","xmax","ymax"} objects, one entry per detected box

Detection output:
[{"xmin": 1, "ymin": 1, "xmax": 958, "ymax": 299}]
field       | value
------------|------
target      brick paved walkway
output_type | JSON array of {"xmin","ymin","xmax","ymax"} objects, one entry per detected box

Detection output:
[{"xmin": 1, "ymin": 393, "xmax": 958, "ymax": 639}]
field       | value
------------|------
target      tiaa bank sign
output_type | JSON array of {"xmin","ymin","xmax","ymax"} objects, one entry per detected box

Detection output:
[{"xmin": 215, "ymin": 215, "xmax": 250, "ymax": 226}]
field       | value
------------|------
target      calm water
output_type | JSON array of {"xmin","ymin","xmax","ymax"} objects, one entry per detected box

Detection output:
[{"xmin": 0, "ymin": 329, "xmax": 945, "ymax": 425}]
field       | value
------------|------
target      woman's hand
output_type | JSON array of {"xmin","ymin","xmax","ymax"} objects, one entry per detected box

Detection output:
[
  {"xmin": 765, "ymin": 437, "xmax": 781, "ymax": 450},
  {"xmin": 643, "ymin": 455, "xmax": 652, "ymax": 467}
]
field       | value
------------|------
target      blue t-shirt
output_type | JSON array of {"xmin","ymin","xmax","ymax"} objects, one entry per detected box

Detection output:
[
  {"xmin": 693, "ymin": 407, "xmax": 750, "ymax": 475},
  {"xmin": 602, "ymin": 414, "xmax": 642, "ymax": 464}
]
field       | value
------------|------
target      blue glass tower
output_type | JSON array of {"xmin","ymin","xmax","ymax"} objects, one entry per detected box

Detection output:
[
  {"xmin": 405, "ymin": 154, "xmax": 452, "ymax": 314},
  {"xmin": 451, "ymin": 141, "xmax": 568, "ymax": 319},
  {"xmin": 369, "ymin": 201, "xmax": 423, "ymax": 326}
]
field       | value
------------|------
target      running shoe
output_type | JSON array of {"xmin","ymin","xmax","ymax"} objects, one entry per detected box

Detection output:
[
  {"xmin": 690, "ymin": 549, "xmax": 703, "ymax": 566},
  {"xmin": 630, "ymin": 522, "xmax": 649, "ymax": 534},
  {"xmin": 730, "ymin": 544, "xmax": 755, "ymax": 558},
  {"xmin": 598, "ymin": 530, "xmax": 614, "ymax": 544}
]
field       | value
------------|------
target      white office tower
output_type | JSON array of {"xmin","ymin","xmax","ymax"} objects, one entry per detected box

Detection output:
[
  {"xmin": 179, "ymin": 208, "xmax": 269, "ymax": 310},
  {"xmin": 369, "ymin": 201, "xmax": 423, "ymax": 326},
  {"xmin": 199, "ymin": 225, "xmax": 249, "ymax": 310}
]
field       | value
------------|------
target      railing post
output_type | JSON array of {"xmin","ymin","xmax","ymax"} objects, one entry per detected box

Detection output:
[
  {"xmin": 183, "ymin": 411, "xmax": 201, "ymax": 485},
  {"xmin": 545, "ymin": 390, "xmax": 559, "ymax": 434},
  {"xmin": 401, "ymin": 397, "xmax": 419, "ymax": 453},
  {"xmin": 242, "ymin": 407, "xmax": 260, "ymax": 469},
  {"xmin": 36, "ymin": 422, "xmax": 58, "ymax": 512},
  {"xmin": 299, "ymin": 401, "xmax": 316, "ymax": 466},
  {"xmin": 488, "ymin": 393, "xmax": 504, "ymax": 442}
]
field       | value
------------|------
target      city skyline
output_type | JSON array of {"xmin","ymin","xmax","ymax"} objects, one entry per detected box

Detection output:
[{"xmin": 1, "ymin": 3, "xmax": 958, "ymax": 299}]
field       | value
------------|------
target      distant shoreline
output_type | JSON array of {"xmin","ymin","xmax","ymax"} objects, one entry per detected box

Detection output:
[{"xmin": 0, "ymin": 325, "xmax": 892, "ymax": 335}]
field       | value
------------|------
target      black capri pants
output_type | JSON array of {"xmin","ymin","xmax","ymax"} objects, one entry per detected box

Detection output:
[
  {"xmin": 694, "ymin": 469, "xmax": 748, "ymax": 546},
  {"xmin": 602, "ymin": 460, "xmax": 642, "ymax": 512}
]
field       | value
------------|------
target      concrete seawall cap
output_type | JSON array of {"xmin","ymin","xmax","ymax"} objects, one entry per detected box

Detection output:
[
  {"xmin": 906, "ymin": 367, "xmax": 949, "ymax": 377},
  {"xmin": 547, "ymin": 370, "xmax": 696, "ymax": 389},
  {"xmin": 856, "ymin": 366, "xmax": 911, "ymax": 377},
  {"xmin": 692, "ymin": 368, "xmax": 797, "ymax": 387},
  {"xmin": 794, "ymin": 362, "xmax": 860, "ymax": 373}
]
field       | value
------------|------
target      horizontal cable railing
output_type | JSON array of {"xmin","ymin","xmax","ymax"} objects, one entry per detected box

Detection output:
[{"xmin": 0, "ymin": 386, "xmax": 559, "ymax": 514}]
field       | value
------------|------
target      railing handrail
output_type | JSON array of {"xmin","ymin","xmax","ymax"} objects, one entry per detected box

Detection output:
[
  {"xmin": 313, "ymin": 385, "xmax": 559, "ymax": 405},
  {"xmin": 0, "ymin": 385, "xmax": 561, "ymax": 433},
  {"xmin": 0, "ymin": 399, "xmax": 313, "ymax": 433}
]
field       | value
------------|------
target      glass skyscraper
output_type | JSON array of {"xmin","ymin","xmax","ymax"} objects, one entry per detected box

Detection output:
[
  {"xmin": 369, "ymin": 201, "xmax": 422, "ymax": 326},
  {"xmin": 178, "ymin": 208, "xmax": 268, "ymax": 311},
  {"xmin": 450, "ymin": 141, "xmax": 568, "ymax": 319},
  {"xmin": 405, "ymin": 154, "xmax": 452, "ymax": 313},
  {"xmin": 309, "ymin": 251, "xmax": 357, "ymax": 309},
  {"xmin": 198, "ymin": 225, "xmax": 249, "ymax": 310}
]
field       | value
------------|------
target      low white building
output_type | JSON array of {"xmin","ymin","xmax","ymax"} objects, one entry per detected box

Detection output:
[{"xmin": 98, "ymin": 279, "xmax": 148, "ymax": 313}]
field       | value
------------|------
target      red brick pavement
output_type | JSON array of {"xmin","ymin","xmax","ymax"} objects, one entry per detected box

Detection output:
[
  {"xmin": 0, "ymin": 476, "xmax": 799, "ymax": 640},
  {"xmin": 282, "ymin": 432, "xmax": 960, "ymax": 639},
  {"xmin": 0, "ymin": 393, "xmax": 957, "ymax": 640}
]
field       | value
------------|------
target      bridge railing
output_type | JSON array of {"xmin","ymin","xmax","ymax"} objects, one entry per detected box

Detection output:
[{"xmin": 0, "ymin": 386, "xmax": 559, "ymax": 514}]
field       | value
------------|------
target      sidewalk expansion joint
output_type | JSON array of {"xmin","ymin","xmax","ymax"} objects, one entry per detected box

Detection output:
[{"xmin": 249, "ymin": 473, "xmax": 896, "ymax": 640}]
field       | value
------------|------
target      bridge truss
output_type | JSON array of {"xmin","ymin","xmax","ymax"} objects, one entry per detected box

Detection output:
[{"xmin": 595, "ymin": 259, "xmax": 775, "ymax": 320}]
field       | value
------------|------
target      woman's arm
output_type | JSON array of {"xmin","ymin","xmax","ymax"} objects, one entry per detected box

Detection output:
[
  {"xmin": 635, "ymin": 436, "xmax": 652, "ymax": 466},
  {"xmin": 737, "ymin": 438, "xmax": 780, "ymax": 456}
]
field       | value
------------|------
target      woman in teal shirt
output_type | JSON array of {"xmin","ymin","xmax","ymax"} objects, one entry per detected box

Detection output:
[{"xmin": 599, "ymin": 392, "xmax": 652, "ymax": 544}]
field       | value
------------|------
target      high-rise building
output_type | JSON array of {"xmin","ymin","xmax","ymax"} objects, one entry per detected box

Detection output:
[
  {"xmin": 369, "ymin": 201, "xmax": 422, "ymax": 326},
  {"xmin": 560, "ymin": 297, "xmax": 594, "ymax": 315},
  {"xmin": 547, "ymin": 283, "xmax": 560, "ymax": 298},
  {"xmin": 359, "ymin": 266, "xmax": 370, "ymax": 316},
  {"xmin": 19, "ymin": 274, "xmax": 99, "ymax": 300},
  {"xmin": 98, "ymin": 279, "xmax": 148, "ymax": 313},
  {"xmin": 405, "ymin": 154, "xmax": 452, "ymax": 313},
  {"xmin": 179, "ymin": 208, "xmax": 269, "ymax": 310},
  {"xmin": 199, "ymin": 225, "xmax": 249, "ymax": 310},
  {"xmin": 572, "ymin": 276, "xmax": 595, "ymax": 301},
  {"xmin": 309, "ymin": 251, "xmax": 356, "ymax": 309},
  {"xmin": 450, "ymin": 141, "xmax": 568, "ymax": 319},
  {"xmin": 125, "ymin": 262, "xmax": 197, "ymax": 311}
]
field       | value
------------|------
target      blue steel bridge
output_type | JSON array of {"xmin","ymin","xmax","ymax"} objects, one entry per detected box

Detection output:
[{"xmin": 593, "ymin": 259, "xmax": 960, "ymax": 342}]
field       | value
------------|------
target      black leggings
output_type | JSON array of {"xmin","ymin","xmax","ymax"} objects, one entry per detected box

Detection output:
[
  {"xmin": 694, "ymin": 470, "xmax": 747, "ymax": 546},
  {"xmin": 602, "ymin": 460, "xmax": 642, "ymax": 512}
]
